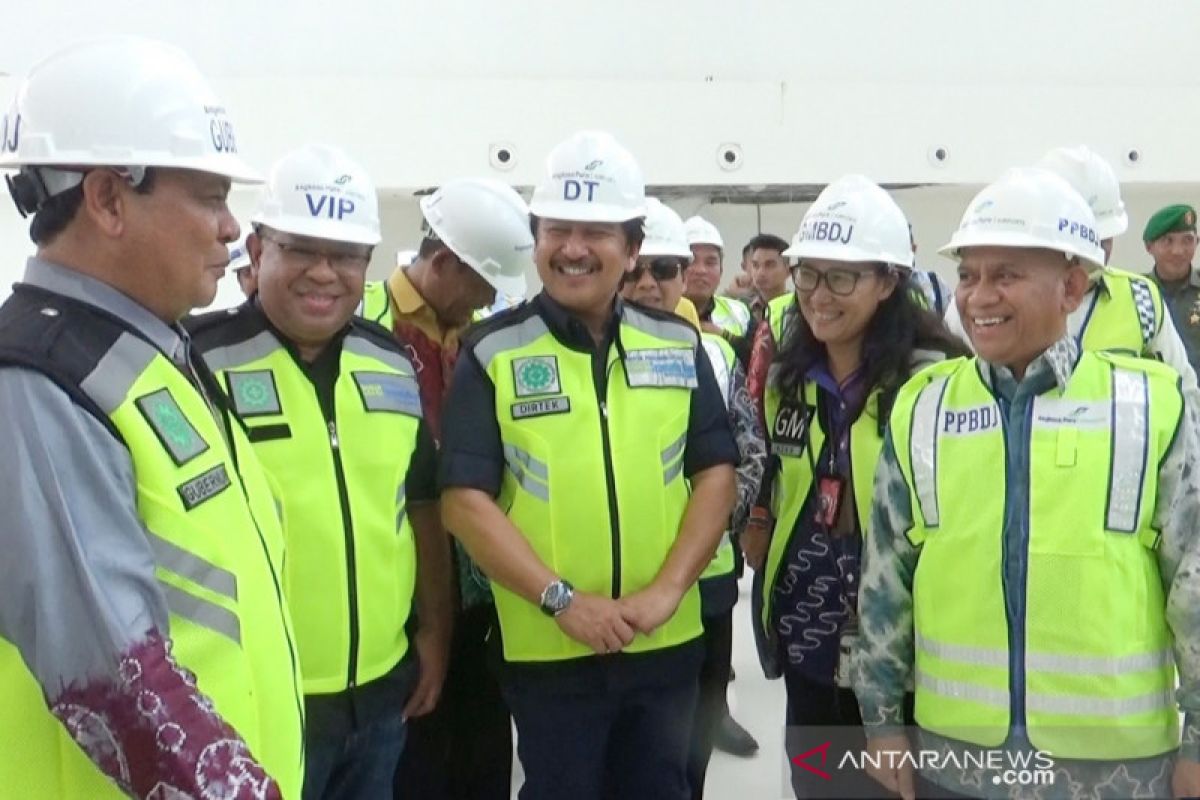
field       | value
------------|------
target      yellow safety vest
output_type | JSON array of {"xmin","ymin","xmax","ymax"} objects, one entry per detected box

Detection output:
[
  {"xmin": 198, "ymin": 318, "xmax": 422, "ymax": 695},
  {"xmin": 711, "ymin": 295, "xmax": 752, "ymax": 337},
  {"xmin": 891, "ymin": 352, "xmax": 1181, "ymax": 760},
  {"xmin": 767, "ymin": 292, "xmax": 797, "ymax": 348},
  {"xmin": 0, "ymin": 290, "xmax": 304, "ymax": 798},
  {"xmin": 477, "ymin": 303, "xmax": 704, "ymax": 661},
  {"xmin": 358, "ymin": 280, "xmax": 394, "ymax": 330},
  {"xmin": 760, "ymin": 379, "xmax": 882, "ymax": 642},
  {"xmin": 1078, "ymin": 267, "xmax": 1164, "ymax": 354}
]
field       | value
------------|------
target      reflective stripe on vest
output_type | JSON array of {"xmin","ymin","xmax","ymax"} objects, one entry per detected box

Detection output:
[
  {"xmin": 478, "ymin": 306, "xmax": 703, "ymax": 662},
  {"xmin": 759, "ymin": 378, "xmax": 883, "ymax": 646},
  {"xmin": 891, "ymin": 352, "xmax": 1181, "ymax": 760},
  {"xmin": 711, "ymin": 296, "xmax": 751, "ymax": 337},
  {"xmin": 201, "ymin": 326, "xmax": 421, "ymax": 695},
  {"xmin": 700, "ymin": 333, "xmax": 737, "ymax": 582},
  {"xmin": 1, "ymin": 327, "xmax": 305, "ymax": 799}
]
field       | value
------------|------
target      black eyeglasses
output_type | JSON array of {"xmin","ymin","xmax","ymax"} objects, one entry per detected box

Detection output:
[
  {"xmin": 260, "ymin": 233, "xmax": 372, "ymax": 273},
  {"xmin": 792, "ymin": 264, "xmax": 878, "ymax": 296},
  {"xmin": 624, "ymin": 258, "xmax": 685, "ymax": 283}
]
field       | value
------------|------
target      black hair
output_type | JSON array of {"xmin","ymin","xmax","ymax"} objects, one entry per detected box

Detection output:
[
  {"xmin": 529, "ymin": 214, "xmax": 645, "ymax": 252},
  {"xmin": 417, "ymin": 234, "xmax": 444, "ymax": 261},
  {"xmin": 774, "ymin": 268, "xmax": 969, "ymax": 429},
  {"xmin": 746, "ymin": 233, "xmax": 790, "ymax": 256},
  {"xmin": 29, "ymin": 168, "xmax": 158, "ymax": 246}
]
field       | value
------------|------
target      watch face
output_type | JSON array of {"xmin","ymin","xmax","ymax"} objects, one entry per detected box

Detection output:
[
  {"xmin": 542, "ymin": 581, "xmax": 572, "ymax": 614},
  {"xmin": 545, "ymin": 583, "xmax": 568, "ymax": 609}
]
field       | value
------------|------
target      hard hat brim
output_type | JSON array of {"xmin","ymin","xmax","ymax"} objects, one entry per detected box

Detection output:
[
  {"xmin": 0, "ymin": 152, "xmax": 263, "ymax": 184},
  {"xmin": 250, "ymin": 215, "xmax": 381, "ymax": 246},
  {"xmin": 939, "ymin": 229, "xmax": 1105, "ymax": 269}
]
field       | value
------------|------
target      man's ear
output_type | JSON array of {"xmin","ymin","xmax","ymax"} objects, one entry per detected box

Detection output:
[
  {"xmin": 430, "ymin": 245, "xmax": 458, "ymax": 274},
  {"xmin": 247, "ymin": 231, "xmax": 264, "ymax": 275},
  {"xmin": 79, "ymin": 170, "xmax": 128, "ymax": 238},
  {"xmin": 1062, "ymin": 258, "xmax": 1090, "ymax": 314}
]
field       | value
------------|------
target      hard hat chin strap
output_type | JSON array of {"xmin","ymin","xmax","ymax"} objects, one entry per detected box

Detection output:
[{"xmin": 6, "ymin": 165, "xmax": 148, "ymax": 217}]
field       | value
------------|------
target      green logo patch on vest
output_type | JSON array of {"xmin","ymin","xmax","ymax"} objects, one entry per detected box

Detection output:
[
  {"xmin": 177, "ymin": 464, "xmax": 232, "ymax": 510},
  {"xmin": 624, "ymin": 348, "xmax": 698, "ymax": 389},
  {"xmin": 513, "ymin": 356, "xmax": 561, "ymax": 397},
  {"xmin": 136, "ymin": 388, "xmax": 209, "ymax": 466},
  {"xmin": 227, "ymin": 370, "xmax": 282, "ymax": 418},
  {"xmin": 353, "ymin": 371, "xmax": 423, "ymax": 416},
  {"xmin": 511, "ymin": 396, "xmax": 571, "ymax": 420}
]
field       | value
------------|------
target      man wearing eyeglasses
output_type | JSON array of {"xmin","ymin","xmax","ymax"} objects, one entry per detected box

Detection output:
[
  {"xmin": 1146, "ymin": 204, "xmax": 1200, "ymax": 375},
  {"xmin": 189, "ymin": 144, "xmax": 452, "ymax": 800}
]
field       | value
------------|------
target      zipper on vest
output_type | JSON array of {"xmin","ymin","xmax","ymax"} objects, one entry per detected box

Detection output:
[
  {"xmin": 594, "ymin": 350, "xmax": 623, "ymax": 599},
  {"xmin": 327, "ymin": 418, "xmax": 362, "ymax": 690}
]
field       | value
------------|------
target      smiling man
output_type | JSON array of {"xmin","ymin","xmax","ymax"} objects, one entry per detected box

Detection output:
[
  {"xmin": 439, "ymin": 131, "xmax": 738, "ymax": 799},
  {"xmin": 0, "ymin": 37, "xmax": 305, "ymax": 798},
  {"xmin": 1146, "ymin": 203, "xmax": 1200, "ymax": 374},
  {"xmin": 855, "ymin": 167, "xmax": 1200, "ymax": 799},
  {"xmin": 188, "ymin": 144, "xmax": 451, "ymax": 800}
]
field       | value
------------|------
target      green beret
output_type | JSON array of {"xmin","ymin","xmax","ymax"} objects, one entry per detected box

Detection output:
[{"xmin": 1143, "ymin": 204, "xmax": 1197, "ymax": 242}]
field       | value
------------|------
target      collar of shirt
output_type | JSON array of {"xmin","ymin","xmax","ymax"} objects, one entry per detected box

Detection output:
[
  {"xmin": 696, "ymin": 294, "xmax": 717, "ymax": 322},
  {"xmin": 23, "ymin": 256, "xmax": 186, "ymax": 363},
  {"xmin": 673, "ymin": 297, "xmax": 702, "ymax": 332},
  {"xmin": 981, "ymin": 333, "xmax": 1079, "ymax": 400},
  {"xmin": 807, "ymin": 360, "xmax": 867, "ymax": 408},
  {"xmin": 387, "ymin": 266, "xmax": 465, "ymax": 347},
  {"xmin": 533, "ymin": 291, "xmax": 623, "ymax": 353},
  {"xmin": 248, "ymin": 298, "xmax": 348, "ymax": 370},
  {"xmin": 806, "ymin": 360, "xmax": 868, "ymax": 456},
  {"xmin": 1150, "ymin": 265, "xmax": 1200, "ymax": 292}
]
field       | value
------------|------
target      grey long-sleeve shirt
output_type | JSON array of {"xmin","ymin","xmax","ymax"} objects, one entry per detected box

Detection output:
[
  {"xmin": 854, "ymin": 334, "xmax": 1200, "ymax": 799},
  {"xmin": 0, "ymin": 257, "xmax": 278, "ymax": 798}
]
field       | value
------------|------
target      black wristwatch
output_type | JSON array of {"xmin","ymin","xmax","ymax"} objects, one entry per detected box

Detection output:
[{"xmin": 539, "ymin": 579, "xmax": 574, "ymax": 617}]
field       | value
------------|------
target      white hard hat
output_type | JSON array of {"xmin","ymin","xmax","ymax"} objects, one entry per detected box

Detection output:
[
  {"xmin": 227, "ymin": 231, "xmax": 252, "ymax": 271},
  {"xmin": 640, "ymin": 198, "xmax": 693, "ymax": 259},
  {"xmin": 528, "ymin": 130, "xmax": 646, "ymax": 223},
  {"xmin": 783, "ymin": 174, "xmax": 914, "ymax": 269},
  {"xmin": 252, "ymin": 143, "xmax": 380, "ymax": 246},
  {"xmin": 940, "ymin": 167, "xmax": 1105, "ymax": 268},
  {"xmin": 419, "ymin": 177, "xmax": 532, "ymax": 297},
  {"xmin": 1035, "ymin": 145, "xmax": 1128, "ymax": 240},
  {"xmin": 0, "ymin": 37, "xmax": 259, "ymax": 193},
  {"xmin": 684, "ymin": 215, "xmax": 725, "ymax": 249}
]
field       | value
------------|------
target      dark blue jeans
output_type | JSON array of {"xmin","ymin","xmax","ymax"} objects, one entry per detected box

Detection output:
[
  {"xmin": 304, "ymin": 711, "xmax": 407, "ymax": 800},
  {"xmin": 501, "ymin": 644, "xmax": 702, "ymax": 800}
]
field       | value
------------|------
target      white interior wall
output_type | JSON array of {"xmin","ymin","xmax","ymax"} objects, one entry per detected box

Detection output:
[{"xmin": 3, "ymin": 1, "xmax": 1200, "ymax": 303}]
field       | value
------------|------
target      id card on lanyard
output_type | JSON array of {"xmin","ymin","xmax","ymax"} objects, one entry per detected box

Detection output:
[{"xmin": 806, "ymin": 393, "xmax": 860, "ymax": 688}]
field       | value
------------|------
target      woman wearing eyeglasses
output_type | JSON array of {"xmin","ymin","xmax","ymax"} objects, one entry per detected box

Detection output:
[{"xmin": 745, "ymin": 175, "xmax": 966, "ymax": 799}]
